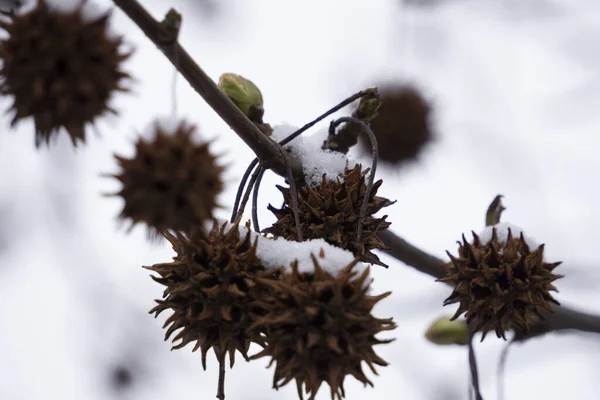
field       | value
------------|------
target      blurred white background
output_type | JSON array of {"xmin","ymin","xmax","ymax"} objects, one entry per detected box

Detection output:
[{"xmin": 1, "ymin": 0, "xmax": 600, "ymax": 399}]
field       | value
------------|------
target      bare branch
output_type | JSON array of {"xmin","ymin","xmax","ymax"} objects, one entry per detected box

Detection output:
[
  {"xmin": 112, "ymin": 0, "xmax": 300, "ymax": 178},
  {"xmin": 379, "ymin": 229, "xmax": 600, "ymax": 341}
]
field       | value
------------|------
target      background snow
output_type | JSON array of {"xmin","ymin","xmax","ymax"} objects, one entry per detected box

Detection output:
[{"xmin": 0, "ymin": 0, "xmax": 599, "ymax": 399}]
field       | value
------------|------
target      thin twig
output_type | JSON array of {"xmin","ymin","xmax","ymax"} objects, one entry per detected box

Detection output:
[
  {"xmin": 497, "ymin": 337, "xmax": 514, "ymax": 400},
  {"xmin": 231, "ymin": 159, "xmax": 259, "ymax": 223},
  {"xmin": 232, "ymin": 89, "xmax": 377, "ymax": 228},
  {"xmin": 329, "ymin": 117, "xmax": 378, "ymax": 243},
  {"xmin": 467, "ymin": 328, "xmax": 484, "ymax": 400},
  {"xmin": 171, "ymin": 66, "xmax": 178, "ymax": 117},
  {"xmin": 252, "ymin": 167, "xmax": 266, "ymax": 232},
  {"xmin": 216, "ymin": 359, "xmax": 226, "ymax": 400},
  {"xmin": 278, "ymin": 146, "xmax": 303, "ymax": 241},
  {"xmin": 158, "ymin": 8, "xmax": 182, "ymax": 117},
  {"xmin": 234, "ymin": 166, "xmax": 262, "ymax": 223},
  {"xmin": 280, "ymin": 88, "xmax": 378, "ymax": 147}
]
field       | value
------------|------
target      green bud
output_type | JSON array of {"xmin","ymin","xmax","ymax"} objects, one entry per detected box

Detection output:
[
  {"xmin": 158, "ymin": 8, "xmax": 182, "ymax": 43},
  {"xmin": 164, "ymin": 8, "xmax": 182, "ymax": 27},
  {"xmin": 425, "ymin": 316, "xmax": 469, "ymax": 345},
  {"xmin": 356, "ymin": 97, "xmax": 380, "ymax": 122},
  {"xmin": 485, "ymin": 194, "xmax": 506, "ymax": 227},
  {"xmin": 218, "ymin": 73, "xmax": 264, "ymax": 119}
]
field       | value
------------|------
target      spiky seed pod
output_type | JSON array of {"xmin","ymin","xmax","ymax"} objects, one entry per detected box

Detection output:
[
  {"xmin": 251, "ymin": 255, "xmax": 395, "ymax": 400},
  {"xmin": 145, "ymin": 220, "xmax": 282, "ymax": 368},
  {"xmin": 264, "ymin": 165, "xmax": 394, "ymax": 267},
  {"xmin": 439, "ymin": 228, "xmax": 563, "ymax": 340},
  {"xmin": 110, "ymin": 121, "xmax": 224, "ymax": 235},
  {"xmin": 361, "ymin": 85, "xmax": 432, "ymax": 164},
  {"xmin": 0, "ymin": 0, "xmax": 131, "ymax": 147}
]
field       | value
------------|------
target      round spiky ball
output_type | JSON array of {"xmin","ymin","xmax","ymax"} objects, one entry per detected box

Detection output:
[
  {"xmin": 145, "ymin": 220, "xmax": 281, "ymax": 368},
  {"xmin": 360, "ymin": 85, "xmax": 432, "ymax": 164},
  {"xmin": 0, "ymin": 0, "xmax": 130, "ymax": 147},
  {"xmin": 110, "ymin": 120, "xmax": 224, "ymax": 235},
  {"xmin": 251, "ymin": 255, "xmax": 395, "ymax": 400},
  {"xmin": 264, "ymin": 165, "xmax": 394, "ymax": 267},
  {"xmin": 439, "ymin": 227, "xmax": 563, "ymax": 340}
]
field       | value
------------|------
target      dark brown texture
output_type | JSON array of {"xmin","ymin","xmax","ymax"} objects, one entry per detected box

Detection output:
[
  {"xmin": 0, "ymin": 0, "xmax": 130, "ymax": 147},
  {"xmin": 110, "ymin": 121, "xmax": 223, "ymax": 234},
  {"xmin": 362, "ymin": 85, "xmax": 432, "ymax": 164},
  {"xmin": 145, "ymin": 220, "xmax": 281, "ymax": 368},
  {"xmin": 251, "ymin": 255, "xmax": 395, "ymax": 400},
  {"xmin": 264, "ymin": 165, "xmax": 395, "ymax": 267},
  {"xmin": 439, "ymin": 228, "xmax": 563, "ymax": 340}
]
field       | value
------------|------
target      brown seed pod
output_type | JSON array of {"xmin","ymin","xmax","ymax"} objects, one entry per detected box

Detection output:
[
  {"xmin": 361, "ymin": 84, "xmax": 432, "ymax": 164},
  {"xmin": 0, "ymin": 0, "xmax": 131, "ymax": 147},
  {"xmin": 439, "ymin": 227, "xmax": 563, "ymax": 340},
  {"xmin": 109, "ymin": 120, "xmax": 224, "ymax": 235},
  {"xmin": 251, "ymin": 254, "xmax": 395, "ymax": 400},
  {"xmin": 264, "ymin": 164, "xmax": 394, "ymax": 267},
  {"xmin": 145, "ymin": 220, "xmax": 282, "ymax": 368}
]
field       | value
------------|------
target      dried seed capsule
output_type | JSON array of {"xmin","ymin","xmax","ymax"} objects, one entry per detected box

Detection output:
[
  {"xmin": 439, "ymin": 224, "xmax": 563, "ymax": 340},
  {"xmin": 264, "ymin": 165, "xmax": 394, "ymax": 267},
  {"xmin": 0, "ymin": 0, "xmax": 131, "ymax": 147},
  {"xmin": 251, "ymin": 254, "xmax": 395, "ymax": 400},
  {"xmin": 109, "ymin": 120, "xmax": 224, "ymax": 235}
]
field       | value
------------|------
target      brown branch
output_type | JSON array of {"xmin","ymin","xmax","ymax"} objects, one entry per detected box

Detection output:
[
  {"xmin": 379, "ymin": 229, "xmax": 600, "ymax": 341},
  {"xmin": 112, "ymin": 0, "xmax": 300, "ymax": 179},
  {"xmin": 467, "ymin": 328, "xmax": 484, "ymax": 400},
  {"xmin": 113, "ymin": 0, "xmax": 600, "ymax": 343}
]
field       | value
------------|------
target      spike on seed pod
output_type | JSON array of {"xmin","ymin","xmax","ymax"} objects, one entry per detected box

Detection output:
[
  {"xmin": 264, "ymin": 164, "xmax": 395, "ymax": 267},
  {"xmin": 0, "ymin": 0, "xmax": 131, "ymax": 147},
  {"xmin": 108, "ymin": 120, "xmax": 224, "ymax": 235},
  {"xmin": 439, "ymin": 226, "xmax": 563, "ymax": 340},
  {"xmin": 144, "ymin": 220, "xmax": 282, "ymax": 369},
  {"xmin": 360, "ymin": 84, "xmax": 432, "ymax": 164},
  {"xmin": 250, "ymin": 255, "xmax": 395, "ymax": 400}
]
